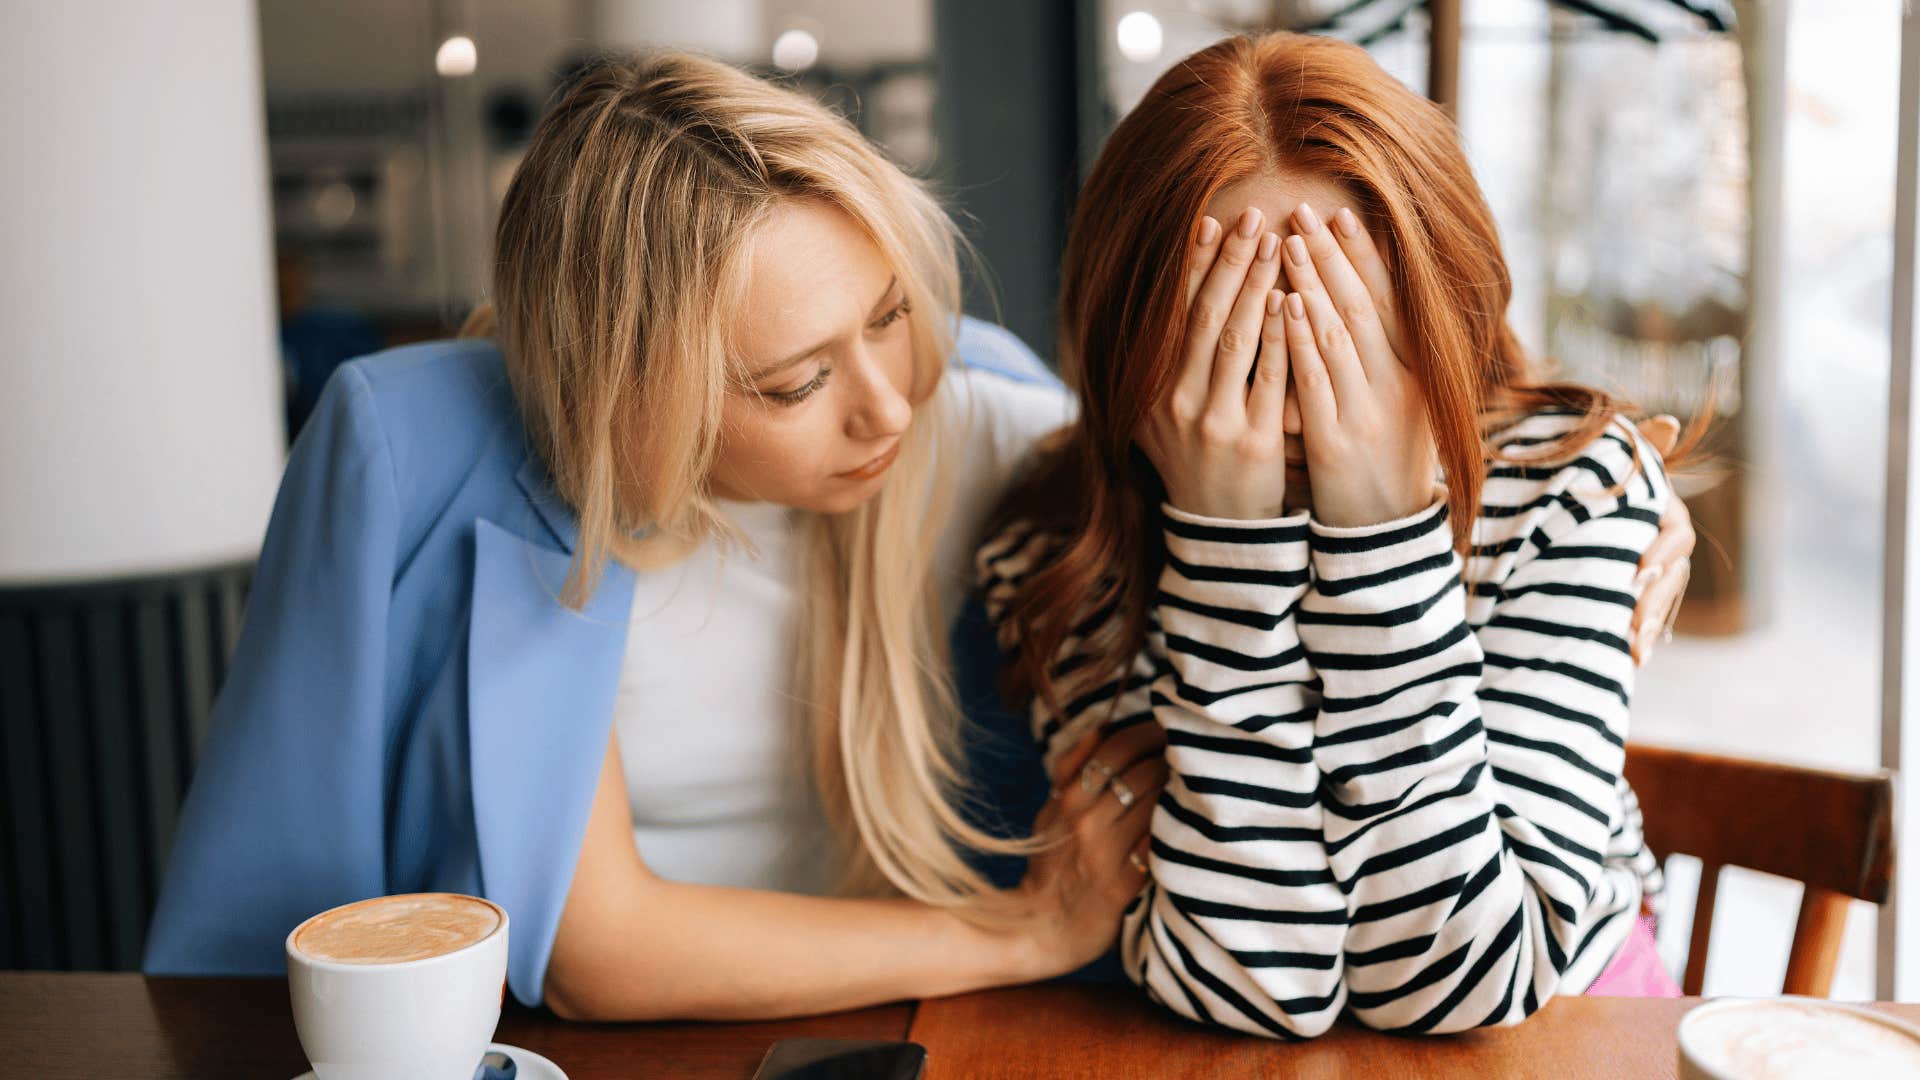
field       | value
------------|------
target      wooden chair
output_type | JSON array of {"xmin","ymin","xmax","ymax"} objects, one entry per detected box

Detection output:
[{"xmin": 1623, "ymin": 742, "xmax": 1896, "ymax": 997}]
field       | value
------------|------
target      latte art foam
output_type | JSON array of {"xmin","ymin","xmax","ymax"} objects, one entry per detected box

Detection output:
[
  {"xmin": 293, "ymin": 893, "xmax": 500, "ymax": 965},
  {"xmin": 1685, "ymin": 1001, "xmax": 1920, "ymax": 1080}
]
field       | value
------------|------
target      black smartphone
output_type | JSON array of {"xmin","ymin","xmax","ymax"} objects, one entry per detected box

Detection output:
[{"xmin": 749, "ymin": 1037, "xmax": 929, "ymax": 1080}]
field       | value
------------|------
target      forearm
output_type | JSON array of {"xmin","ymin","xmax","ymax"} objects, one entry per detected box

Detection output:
[
  {"xmin": 1299, "ymin": 496, "xmax": 1645, "ymax": 1032},
  {"xmin": 546, "ymin": 878, "xmax": 1038, "ymax": 1022},
  {"xmin": 1130, "ymin": 506, "xmax": 1346, "ymax": 1038},
  {"xmin": 1298, "ymin": 499, "xmax": 1517, "ymax": 1030},
  {"xmin": 551, "ymin": 733, "xmax": 1046, "ymax": 1022},
  {"xmin": 1300, "ymin": 498, "xmax": 1488, "ymax": 821}
]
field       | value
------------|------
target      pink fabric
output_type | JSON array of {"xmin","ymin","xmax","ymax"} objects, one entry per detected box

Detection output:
[{"xmin": 1585, "ymin": 915, "xmax": 1681, "ymax": 997}]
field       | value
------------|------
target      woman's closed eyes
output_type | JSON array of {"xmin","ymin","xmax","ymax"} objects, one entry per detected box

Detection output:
[{"xmin": 761, "ymin": 298, "xmax": 913, "ymax": 407}]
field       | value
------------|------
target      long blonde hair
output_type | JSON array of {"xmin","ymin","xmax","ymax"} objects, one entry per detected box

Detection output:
[{"xmin": 479, "ymin": 51, "xmax": 1024, "ymax": 909}]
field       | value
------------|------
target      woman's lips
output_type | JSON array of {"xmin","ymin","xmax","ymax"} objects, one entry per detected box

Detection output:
[{"xmin": 838, "ymin": 440, "xmax": 902, "ymax": 480}]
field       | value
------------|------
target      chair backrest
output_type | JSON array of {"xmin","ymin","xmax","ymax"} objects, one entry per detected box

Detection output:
[{"xmin": 1623, "ymin": 741, "xmax": 1896, "ymax": 997}]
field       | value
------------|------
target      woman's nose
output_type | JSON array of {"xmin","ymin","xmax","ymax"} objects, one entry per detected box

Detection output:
[
  {"xmin": 845, "ymin": 351, "xmax": 913, "ymax": 440},
  {"xmin": 1283, "ymin": 395, "xmax": 1302, "ymax": 435}
]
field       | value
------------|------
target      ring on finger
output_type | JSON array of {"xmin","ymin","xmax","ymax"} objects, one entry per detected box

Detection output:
[
  {"xmin": 1080, "ymin": 757, "xmax": 1116, "ymax": 795},
  {"xmin": 1109, "ymin": 776, "xmax": 1137, "ymax": 810},
  {"xmin": 1128, "ymin": 851, "xmax": 1148, "ymax": 874}
]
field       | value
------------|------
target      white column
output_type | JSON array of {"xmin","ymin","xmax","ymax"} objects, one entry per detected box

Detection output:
[
  {"xmin": 0, "ymin": 1, "xmax": 284, "ymax": 584},
  {"xmin": 1741, "ymin": 0, "xmax": 1790, "ymax": 630},
  {"xmin": 1880, "ymin": 0, "xmax": 1920, "ymax": 1003},
  {"xmin": 587, "ymin": 0, "xmax": 765, "ymax": 60}
]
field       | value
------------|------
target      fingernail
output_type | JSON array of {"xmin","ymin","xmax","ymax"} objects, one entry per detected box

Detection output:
[
  {"xmin": 1197, "ymin": 216, "xmax": 1220, "ymax": 245},
  {"xmin": 1285, "ymin": 235, "xmax": 1309, "ymax": 265},
  {"xmin": 1295, "ymin": 202, "xmax": 1322, "ymax": 233},
  {"xmin": 1285, "ymin": 292, "xmax": 1305, "ymax": 319},
  {"xmin": 1266, "ymin": 289, "xmax": 1284, "ymax": 315},
  {"xmin": 1257, "ymin": 232, "xmax": 1279, "ymax": 261},
  {"xmin": 1236, "ymin": 206, "xmax": 1262, "ymax": 238},
  {"xmin": 1335, "ymin": 207, "xmax": 1361, "ymax": 237},
  {"xmin": 1633, "ymin": 565, "xmax": 1663, "ymax": 590}
]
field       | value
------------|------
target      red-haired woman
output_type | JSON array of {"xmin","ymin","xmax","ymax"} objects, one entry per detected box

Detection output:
[{"xmin": 980, "ymin": 32, "xmax": 1691, "ymax": 1037}]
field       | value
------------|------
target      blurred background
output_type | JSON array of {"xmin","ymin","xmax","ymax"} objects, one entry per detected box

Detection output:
[{"xmin": 4, "ymin": 0, "xmax": 1918, "ymax": 1003}]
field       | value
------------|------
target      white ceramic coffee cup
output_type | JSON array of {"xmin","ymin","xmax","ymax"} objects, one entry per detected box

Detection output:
[
  {"xmin": 285, "ymin": 894, "xmax": 509, "ymax": 1080},
  {"xmin": 1678, "ymin": 997, "xmax": 1920, "ymax": 1080}
]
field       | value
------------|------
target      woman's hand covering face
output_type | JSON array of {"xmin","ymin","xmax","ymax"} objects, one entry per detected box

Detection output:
[
  {"xmin": 1278, "ymin": 203, "xmax": 1441, "ymax": 528},
  {"xmin": 1147, "ymin": 196, "xmax": 1696, "ymax": 657},
  {"xmin": 1278, "ymin": 204, "xmax": 1699, "ymax": 657},
  {"xmin": 1135, "ymin": 206, "xmax": 1293, "ymax": 520}
]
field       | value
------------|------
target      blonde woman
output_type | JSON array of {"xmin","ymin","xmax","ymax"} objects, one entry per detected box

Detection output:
[{"xmin": 144, "ymin": 51, "xmax": 1158, "ymax": 1020}]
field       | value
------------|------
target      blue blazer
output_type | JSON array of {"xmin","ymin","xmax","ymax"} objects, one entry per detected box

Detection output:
[{"xmin": 143, "ymin": 318, "xmax": 1059, "ymax": 1006}]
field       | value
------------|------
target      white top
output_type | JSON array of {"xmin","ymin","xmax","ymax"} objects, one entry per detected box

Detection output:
[
  {"xmin": 614, "ymin": 366, "xmax": 1073, "ymax": 892},
  {"xmin": 979, "ymin": 411, "xmax": 1670, "ymax": 1037}
]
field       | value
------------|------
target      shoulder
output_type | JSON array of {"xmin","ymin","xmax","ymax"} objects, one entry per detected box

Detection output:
[
  {"xmin": 938, "ymin": 365, "xmax": 1073, "ymax": 470},
  {"xmin": 1483, "ymin": 410, "xmax": 1670, "ymax": 521},
  {"xmin": 932, "ymin": 322, "xmax": 1075, "ymax": 570},
  {"xmin": 322, "ymin": 337, "xmax": 523, "ymax": 486},
  {"xmin": 953, "ymin": 315, "xmax": 1059, "ymax": 386},
  {"xmin": 1474, "ymin": 411, "xmax": 1670, "ymax": 571},
  {"xmin": 343, "ymin": 338, "xmax": 519, "ymax": 451},
  {"xmin": 974, "ymin": 517, "xmax": 1065, "ymax": 618},
  {"xmin": 941, "ymin": 316, "xmax": 1074, "ymax": 457},
  {"xmin": 299, "ymin": 339, "xmax": 531, "ymax": 554},
  {"xmin": 1466, "ymin": 407, "xmax": 1666, "ymax": 584}
]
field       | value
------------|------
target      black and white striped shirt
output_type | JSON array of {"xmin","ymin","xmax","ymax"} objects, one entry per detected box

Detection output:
[{"xmin": 977, "ymin": 412, "xmax": 1668, "ymax": 1037}]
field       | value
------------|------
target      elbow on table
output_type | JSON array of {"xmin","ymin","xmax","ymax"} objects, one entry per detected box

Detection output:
[
  {"xmin": 545, "ymin": 954, "xmax": 750, "ymax": 1024},
  {"xmin": 542, "ymin": 968, "xmax": 615, "ymax": 1023},
  {"xmin": 543, "ymin": 985, "xmax": 589, "ymax": 1023},
  {"xmin": 1346, "ymin": 977, "xmax": 1555, "ymax": 1035},
  {"xmin": 543, "ymin": 960, "xmax": 673, "ymax": 1024},
  {"xmin": 1348, "ymin": 1003, "xmax": 1508, "ymax": 1037}
]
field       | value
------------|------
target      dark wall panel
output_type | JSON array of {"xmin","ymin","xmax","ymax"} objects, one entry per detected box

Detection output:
[
  {"xmin": 934, "ymin": 0, "xmax": 1098, "ymax": 363},
  {"xmin": 0, "ymin": 562, "xmax": 251, "ymax": 971}
]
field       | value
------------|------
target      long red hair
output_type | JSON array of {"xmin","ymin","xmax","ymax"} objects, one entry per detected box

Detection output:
[{"xmin": 994, "ymin": 31, "xmax": 1693, "ymax": 714}]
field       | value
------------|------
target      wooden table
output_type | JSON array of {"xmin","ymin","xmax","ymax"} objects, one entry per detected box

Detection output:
[
  {"xmin": 9, "ymin": 973, "xmax": 1920, "ymax": 1078},
  {"xmin": 3, "ymin": 974, "xmax": 909, "ymax": 1079},
  {"xmin": 910, "ymin": 984, "xmax": 1920, "ymax": 1078}
]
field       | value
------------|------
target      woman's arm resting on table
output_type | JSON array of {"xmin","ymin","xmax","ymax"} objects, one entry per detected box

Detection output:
[
  {"xmin": 983, "ymin": 208, "xmax": 1347, "ymax": 1040},
  {"xmin": 544, "ymin": 731, "xmax": 1156, "ymax": 1022},
  {"xmin": 1297, "ymin": 425, "xmax": 1667, "ymax": 1033},
  {"xmin": 544, "ymin": 735, "xmax": 1029, "ymax": 1021},
  {"xmin": 1271, "ymin": 205, "xmax": 1671, "ymax": 1032}
]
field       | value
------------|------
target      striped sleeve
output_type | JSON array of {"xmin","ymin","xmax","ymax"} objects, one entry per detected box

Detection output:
[
  {"xmin": 977, "ymin": 506, "xmax": 1348, "ymax": 1039},
  {"xmin": 974, "ymin": 417, "xmax": 1667, "ymax": 1039},
  {"xmin": 1298, "ymin": 420, "xmax": 1666, "ymax": 1033}
]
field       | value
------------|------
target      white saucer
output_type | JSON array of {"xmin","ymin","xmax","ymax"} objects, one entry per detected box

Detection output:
[{"xmin": 293, "ymin": 1042, "xmax": 568, "ymax": 1080}]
